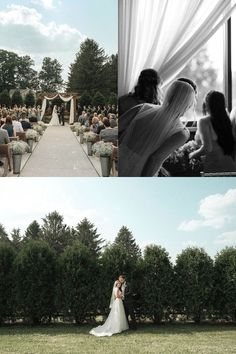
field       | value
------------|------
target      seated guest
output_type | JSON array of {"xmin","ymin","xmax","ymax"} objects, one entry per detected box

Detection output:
[
  {"xmin": 0, "ymin": 127, "xmax": 10, "ymax": 166},
  {"xmin": 190, "ymin": 91, "xmax": 236, "ymax": 173},
  {"xmin": 100, "ymin": 118, "xmax": 118, "ymax": 142},
  {"xmin": 12, "ymin": 115, "xmax": 24, "ymax": 133},
  {"xmin": 2, "ymin": 116, "xmax": 16, "ymax": 138},
  {"xmin": 118, "ymin": 68, "xmax": 163, "ymax": 116},
  {"xmin": 90, "ymin": 117, "xmax": 100, "ymax": 134},
  {"xmin": 20, "ymin": 114, "xmax": 32, "ymax": 131}
]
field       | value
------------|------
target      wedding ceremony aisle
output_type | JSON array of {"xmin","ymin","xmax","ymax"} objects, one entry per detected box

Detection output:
[{"xmin": 20, "ymin": 126, "xmax": 99, "ymax": 177}]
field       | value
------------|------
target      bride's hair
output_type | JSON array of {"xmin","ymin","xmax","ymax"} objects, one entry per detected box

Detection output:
[
  {"xmin": 134, "ymin": 69, "xmax": 162, "ymax": 105},
  {"xmin": 204, "ymin": 91, "xmax": 235, "ymax": 156}
]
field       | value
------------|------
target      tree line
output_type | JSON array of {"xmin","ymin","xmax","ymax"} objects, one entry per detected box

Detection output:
[
  {"xmin": 0, "ymin": 38, "xmax": 117, "ymax": 103},
  {"xmin": 0, "ymin": 211, "xmax": 235, "ymax": 326}
]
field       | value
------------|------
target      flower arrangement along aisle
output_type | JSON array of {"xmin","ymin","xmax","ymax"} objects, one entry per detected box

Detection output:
[
  {"xmin": 92, "ymin": 141, "xmax": 113, "ymax": 177},
  {"xmin": 10, "ymin": 141, "xmax": 30, "ymax": 174},
  {"xmin": 163, "ymin": 140, "xmax": 204, "ymax": 176},
  {"xmin": 25, "ymin": 129, "xmax": 39, "ymax": 153},
  {"xmin": 84, "ymin": 132, "xmax": 97, "ymax": 156}
]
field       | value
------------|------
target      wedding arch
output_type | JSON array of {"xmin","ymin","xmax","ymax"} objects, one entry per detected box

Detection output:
[{"xmin": 40, "ymin": 93, "xmax": 76, "ymax": 124}]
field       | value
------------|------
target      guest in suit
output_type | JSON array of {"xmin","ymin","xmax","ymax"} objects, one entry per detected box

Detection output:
[
  {"xmin": 60, "ymin": 104, "xmax": 65, "ymax": 126},
  {"xmin": 100, "ymin": 118, "xmax": 118, "ymax": 142}
]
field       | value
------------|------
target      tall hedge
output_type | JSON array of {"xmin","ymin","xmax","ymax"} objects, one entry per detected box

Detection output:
[
  {"xmin": 59, "ymin": 242, "xmax": 99, "ymax": 323},
  {"xmin": 0, "ymin": 243, "xmax": 16, "ymax": 324},
  {"xmin": 141, "ymin": 245, "xmax": 174, "ymax": 323},
  {"xmin": 174, "ymin": 247, "xmax": 214, "ymax": 322},
  {"xmin": 15, "ymin": 241, "xmax": 56, "ymax": 324},
  {"xmin": 213, "ymin": 247, "xmax": 236, "ymax": 321}
]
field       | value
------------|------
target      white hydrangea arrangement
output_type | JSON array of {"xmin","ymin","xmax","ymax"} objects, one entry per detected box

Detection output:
[
  {"xmin": 84, "ymin": 132, "xmax": 97, "ymax": 142},
  {"xmin": 26, "ymin": 129, "xmax": 38, "ymax": 140},
  {"xmin": 10, "ymin": 141, "xmax": 29, "ymax": 155},
  {"xmin": 33, "ymin": 125, "xmax": 44, "ymax": 135}
]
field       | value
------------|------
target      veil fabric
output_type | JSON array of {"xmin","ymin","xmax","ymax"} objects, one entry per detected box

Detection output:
[
  {"xmin": 119, "ymin": 81, "xmax": 195, "ymax": 176},
  {"xmin": 109, "ymin": 281, "xmax": 118, "ymax": 309}
]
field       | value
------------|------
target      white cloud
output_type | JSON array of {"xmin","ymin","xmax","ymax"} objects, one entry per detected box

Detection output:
[
  {"xmin": 30, "ymin": 0, "xmax": 56, "ymax": 9},
  {"xmin": 0, "ymin": 5, "xmax": 86, "ymax": 79},
  {"xmin": 215, "ymin": 230, "xmax": 236, "ymax": 245},
  {"xmin": 178, "ymin": 189, "xmax": 236, "ymax": 232}
]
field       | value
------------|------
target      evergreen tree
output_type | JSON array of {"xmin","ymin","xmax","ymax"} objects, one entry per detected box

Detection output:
[
  {"xmin": 174, "ymin": 247, "xmax": 214, "ymax": 323},
  {"xmin": 92, "ymin": 91, "xmax": 106, "ymax": 107},
  {"xmin": 102, "ymin": 54, "xmax": 118, "ymax": 97},
  {"xmin": 114, "ymin": 226, "xmax": 141, "ymax": 260},
  {"xmin": 108, "ymin": 92, "xmax": 117, "ymax": 106},
  {"xmin": 41, "ymin": 211, "xmax": 72, "ymax": 254},
  {"xmin": 79, "ymin": 90, "xmax": 92, "ymax": 107},
  {"xmin": 24, "ymin": 90, "xmax": 35, "ymax": 108},
  {"xmin": 0, "ymin": 243, "xmax": 16, "ymax": 324},
  {"xmin": 39, "ymin": 57, "xmax": 63, "ymax": 92},
  {"xmin": 24, "ymin": 221, "xmax": 41, "ymax": 242},
  {"xmin": 11, "ymin": 228, "xmax": 22, "ymax": 251},
  {"xmin": 0, "ymin": 50, "xmax": 18, "ymax": 91},
  {"xmin": 0, "ymin": 223, "xmax": 10, "ymax": 244},
  {"xmin": 0, "ymin": 89, "xmax": 11, "ymax": 107},
  {"xmin": 73, "ymin": 218, "xmax": 104, "ymax": 257},
  {"xmin": 142, "ymin": 245, "xmax": 174, "ymax": 323},
  {"xmin": 11, "ymin": 90, "xmax": 23, "ymax": 107},
  {"xmin": 213, "ymin": 247, "xmax": 236, "ymax": 321},
  {"xmin": 67, "ymin": 38, "xmax": 107, "ymax": 95},
  {"xmin": 15, "ymin": 241, "xmax": 56, "ymax": 324}
]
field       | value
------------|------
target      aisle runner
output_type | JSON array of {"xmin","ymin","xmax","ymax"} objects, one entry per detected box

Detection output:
[{"xmin": 20, "ymin": 126, "xmax": 99, "ymax": 177}]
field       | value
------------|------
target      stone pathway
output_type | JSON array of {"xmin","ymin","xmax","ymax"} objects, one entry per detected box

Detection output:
[{"xmin": 20, "ymin": 126, "xmax": 99, "ymax": 177}]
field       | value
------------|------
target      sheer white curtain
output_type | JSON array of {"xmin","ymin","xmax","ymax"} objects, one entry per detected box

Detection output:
[
  {"xmin": 40, "ymin": 94, "xmax": 75, "ymax": 123},
  {"xmin": 118, "ymin": 0, "xmax": 236, "ymax": 96}
]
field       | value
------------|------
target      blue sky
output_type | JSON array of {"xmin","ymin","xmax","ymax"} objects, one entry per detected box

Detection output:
[
  {"xmin": 0, "ymin": 178, "xmax": 236, "ymax": 262},
  {"xmin": 0, "ymin": 0, "xmax": 117, "ymax": 80}
]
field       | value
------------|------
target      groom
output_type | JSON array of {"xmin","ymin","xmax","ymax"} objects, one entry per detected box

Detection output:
[
  {"xmin": 59, "ymin": 104, "xmax": 65, "ymax": 126},
  {"xmin": 119, "ymin": 274, "xmax": 137, "ymax": 330}
]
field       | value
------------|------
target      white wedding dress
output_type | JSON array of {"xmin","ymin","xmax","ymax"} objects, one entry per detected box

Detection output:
[
  {"xmin": 49, "ymin": 106, "xmax": 60, "ymax": 126},
  {"xmin": 89, "ymin": 287, "xmax": 129, "ymax": 336}
]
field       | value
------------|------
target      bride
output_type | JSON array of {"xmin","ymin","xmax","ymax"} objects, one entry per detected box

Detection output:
[
  {"xmin": 49, "ymin": 105, "xmax": 60, "ymax": 126},
  {"xmin": 89, "ymin": 280, "xmax": 129, "ymax": 336}
]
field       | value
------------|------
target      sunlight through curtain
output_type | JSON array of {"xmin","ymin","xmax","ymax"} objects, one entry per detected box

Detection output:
[{"xmin": 118, "ymin": 0, "xmax": 236, "ymax": 96}]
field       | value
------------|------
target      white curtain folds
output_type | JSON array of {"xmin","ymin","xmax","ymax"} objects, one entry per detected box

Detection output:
[
  {"xmin": 118, "ymin": 0, "xmax": 236, "ymax": 96},
  {"xmin": 40, "ymin": 94, "xmax": 75, "ymax": 123}
]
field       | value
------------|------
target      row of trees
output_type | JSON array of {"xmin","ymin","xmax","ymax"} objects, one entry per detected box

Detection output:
[
  {"xmin": 0, "ymin": 89, "xmax": 37, "ymax": 108},
  {"xmin": 0, "ymin": 212, "xmax": 235, "ymax": 325},
  {"xmin": 0, "ymin": 39, "xmax": 117, "ymax": 101}
]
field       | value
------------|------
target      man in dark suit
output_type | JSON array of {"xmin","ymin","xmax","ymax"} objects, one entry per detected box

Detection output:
[
  {"xmin": 60, "ymin": 104, "xmax": 65, "ymax": 126},
  {"xmin": 119, "ymin": 274, "xmax": 137, "ymax": 329}
]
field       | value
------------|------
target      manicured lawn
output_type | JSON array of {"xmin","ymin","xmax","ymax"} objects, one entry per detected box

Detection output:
[{"xmin": 0, "ymin": 323, "xmax": 235, "ymax": 354}]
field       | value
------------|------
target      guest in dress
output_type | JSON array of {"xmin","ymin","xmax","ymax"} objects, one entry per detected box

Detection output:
[
  {"xmin": 189, "ymin": 91, "xmax": 236, "ymax": 173},
  {"xmin": 119, "ymin": 68, "xmax": 163, "ymax": 117},
  {"xmin": 2, "ymin": 116, "xmax": 16, "ymax": 138}
]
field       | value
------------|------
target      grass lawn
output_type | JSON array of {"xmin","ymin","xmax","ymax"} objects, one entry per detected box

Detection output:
[{"xmin": 0, "ymin": 323, "xmax": 235, "ymax": 354}]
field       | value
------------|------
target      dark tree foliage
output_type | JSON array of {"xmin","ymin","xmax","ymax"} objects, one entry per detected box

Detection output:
[
  {"xmin": 142, "ymin": 245, "xmax": 174, "ymax": 323},
  {"xmin": 213, "ymin": 247, "xmax": 236, "ymax": 321},
  {"xmin": 40, "ymin": 211, "xmax": 72, "ymax": 254},
  {"xmin": 114, "ymin": 226, "xmax": 141, "ymax": 260},
  {"xmin": 0, "ymin": 243, "xmax": 16, "ymax": 324},
  {"xmin": 59, "ymin": 242, "xmax": 99, "ymax": 323},
  {"xmin": 11, "ymin": 228, "xmax": 22, "ymax": 251},
  {"xmin": 0, "ymin": 89, "xmax": 11, "ymax": 107},
  {"xmin": 0, "ymin": 224, "xmax": 10, "ymax": 244},
  {"xmin": 39, "ymin": 57, "xmax": 63, "ymax": 92},
  {"xmin": 73, "ymin": 218, "xmax": 104, "ymax": 258},
  {"xmin": 174, "ymin": 247, "xmax": 214, "ymax": 323},
  {"xmin": 24, "ymin": 90, "xmax": 36, "ymax": 108},
  {"xmin": 24, "ymin": 221, "xmax": 41, "ymax": 243},
  {"xmin": 11, "ymin": 90, "xmax": 23, "ymax": 107},
  {"xmin": 15, "ymin": 241, "xmax": 56, "ymax": 324}
]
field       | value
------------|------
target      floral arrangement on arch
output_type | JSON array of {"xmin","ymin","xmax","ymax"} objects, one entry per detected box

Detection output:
[
  {"xmin": 92, "ymin": 141, "xmax": 114, "ymax": 157},
  {"xmin": 163, "ymin": 140, "xmax": 203, "ymax": 176},
  {"xmin": 26, "ymin": 129, "xmax": 38, "ymax": 141},
  {"xmin": 84, "ymin": 132, "xmax": 97, "ymax": 143}
]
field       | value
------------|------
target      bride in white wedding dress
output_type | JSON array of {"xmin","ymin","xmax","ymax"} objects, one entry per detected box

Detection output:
[
  {"xmin": 49, "ymin": 105, "xmax": 60, "ymax": 126},
  {"xmin": 89, "ymin": 280, "xmax": 129, "ymax": 336}
]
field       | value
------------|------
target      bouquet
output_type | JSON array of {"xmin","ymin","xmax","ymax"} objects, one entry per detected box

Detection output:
[
  {"xmin": 33, "ymin": 125, "xmax": 43, "ymax": 135},
  {"xmin": 92, "ymin": 141, "xmax": 113, "ymax": 157},
  {"xmin": 163, "ymin": 140, "xmax": 203, "ymax": 176}
]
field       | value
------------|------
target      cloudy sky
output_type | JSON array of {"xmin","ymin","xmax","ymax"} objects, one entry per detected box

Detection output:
[
  {"xmin": 0, "ymin": 178, "xmax": 236, "ymax": 262},
  {"xmin": 0, "ymin": 0, "xmax": 117, "ymax": 80}
]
